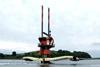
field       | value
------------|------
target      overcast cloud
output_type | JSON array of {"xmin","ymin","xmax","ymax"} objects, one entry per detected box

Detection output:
[{"xmin": 0, "ymin": 0, "xmax": 100, "ymax": 57}]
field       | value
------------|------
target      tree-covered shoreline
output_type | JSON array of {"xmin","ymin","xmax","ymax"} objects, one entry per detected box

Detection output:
[{"xmin": 0, "ymin": 50, "xmax": 91, "ymax": 59}]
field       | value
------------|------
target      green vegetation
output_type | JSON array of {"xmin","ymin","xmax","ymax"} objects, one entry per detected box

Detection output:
[
  {"xmin": 0, "ymin": 50, "xmax": 91, "ymax": 59},
  {"xmin": 50, "ymin": 50, "xmax": 91, "ymax": 58}
]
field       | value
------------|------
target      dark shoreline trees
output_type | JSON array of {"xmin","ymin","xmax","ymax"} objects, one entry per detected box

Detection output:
[
  {"xmin": 50, "ymin": 50, "xmax": 91, "ymax": 58},
  {"xmin": 0, "ymin": 50, "xmax": 91, "ymax": 59}
]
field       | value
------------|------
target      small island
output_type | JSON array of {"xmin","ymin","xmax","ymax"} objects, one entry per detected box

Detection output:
[{"xmin": 0, "ymin": 50, "xmax": 91, "ymax": 59}]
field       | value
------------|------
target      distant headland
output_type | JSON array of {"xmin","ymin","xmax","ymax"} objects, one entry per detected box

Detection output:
[{"xmin": 0, "ymin": 50, "xmax": 91, "ymax": 59}]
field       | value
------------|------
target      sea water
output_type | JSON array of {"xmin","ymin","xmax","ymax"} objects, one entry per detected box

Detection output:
[{"xmin": 0, "ymin": 59, "xmax": 100, "ymax": 67}]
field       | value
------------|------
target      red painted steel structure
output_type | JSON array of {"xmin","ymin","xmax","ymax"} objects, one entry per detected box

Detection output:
[{"xmin": 38, "ymin": 5, "xmax": 55, "ymax": 63}]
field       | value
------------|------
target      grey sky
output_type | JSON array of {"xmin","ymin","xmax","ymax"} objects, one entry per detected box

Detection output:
[{"xmin": 0, "ymin": 0, "xmax": 100, "ymax": 57}]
